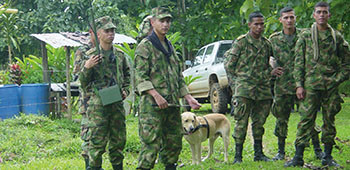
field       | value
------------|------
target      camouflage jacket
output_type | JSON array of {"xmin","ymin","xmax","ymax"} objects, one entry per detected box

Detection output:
[
  {"xmin": 79, "ymin": 46, "xmax": 130, "ymax": 103},
  {"xmin": 224, "ymin": 33, "xmax": 273, "ymax": 100},
  {"xmin": 73, "ymin": 44, "xmax": 92, "ymax": 114},
  {"xmin": 134, "ymin": 38, "xmax": 189, "ymax": 105},
  {"xmin": 269, "ymin": 28, "xmax": 302, "ymax": 96},
  {"xmin": 294, "ymin": 28, "xmax": 350, "ymax": 90}
]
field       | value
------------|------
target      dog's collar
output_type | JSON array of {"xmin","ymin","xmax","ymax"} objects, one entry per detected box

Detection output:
[{"xmin": 184, "ymin": 117, "xmax": 210, "ymax": 138}]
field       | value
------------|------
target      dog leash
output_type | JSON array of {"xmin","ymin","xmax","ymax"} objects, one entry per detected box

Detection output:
[{"xmin": 151, "ymin": 104, "xmax": 191, "ymax": 108}]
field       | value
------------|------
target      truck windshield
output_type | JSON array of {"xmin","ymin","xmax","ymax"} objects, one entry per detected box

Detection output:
[{"xmin": 216, "ymin": 43, "xmax": 232, "ymax": 62}]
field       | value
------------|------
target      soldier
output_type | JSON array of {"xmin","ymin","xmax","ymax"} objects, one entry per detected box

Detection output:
[
  {"xmin": 73, "ymin": 29, "xmax": 95, "ymax": 170},
  {"xmin": 269, "ymin": 7, "xmax": 323, "ymax": 161},
  {"xmin": 285, "ymin": 2, "xmax": 350, "ymax": 167},
  {"xmin": 136, "ymin": 15, "xmax": 153, "ymax": 43},
  {"xmin": 134, "ymin": 7, "xmax": 201, "ymax": 170},
  {"xmin": 79, "ymin": 16, "xmax": 130, "ymax": 170},
  {"xmin": 224, "ymin": 11, "xmax": 280, "ymax": 164}
]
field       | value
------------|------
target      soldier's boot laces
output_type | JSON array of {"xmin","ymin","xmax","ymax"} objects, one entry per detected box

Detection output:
[
  {"xmin": 322, "ymin": 144, "xmax": 340, "ymax": 167},
  {"xmin": 272, "ymin": 138, "xmax": 285, "ymax": 161},
  {"xmin": 253, "ymin": 140, "xmax": 271, "ymax": 162},
  {"xmin": 112, "ymin": 161, "xmax": 123, "ymax": 170},
  {"xmin": 165, "ymin": 163, "xmax": 177, "ymax": 170},
  {"xmin": 233, "ymin": 143, "xmax": 243, "ymax": 164},
  {"xmin": 284, "ymin": 144, "xmax": 305, "ymax": 167},
  {"xmin": 312, "ymin": 138, "xmax": 324, "ymax": 160}
]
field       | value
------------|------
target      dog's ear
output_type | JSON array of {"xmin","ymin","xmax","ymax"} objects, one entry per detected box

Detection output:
[{"xmin": 193, "ymin": 115, "xmax": 196, "ymax": 121}]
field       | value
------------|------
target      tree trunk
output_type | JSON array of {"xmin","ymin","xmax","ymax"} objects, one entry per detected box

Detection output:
[{"xmin": 8, "ymin": 44, "xmax": 12, "ymax": 64}]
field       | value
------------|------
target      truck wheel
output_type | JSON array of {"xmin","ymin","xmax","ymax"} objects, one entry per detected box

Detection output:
[{"xmin": 210, "ymin": 83, "xmax": 228, "ymax": 113}]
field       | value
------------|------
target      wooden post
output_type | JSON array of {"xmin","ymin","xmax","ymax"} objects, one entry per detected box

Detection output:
[
  {"xmin": 65, "ymin": 47, "xmax": 72, "ymax": 120},
  {"xmin": 41, "ymin": 42, "xmax": 50, "ymax": 83}
]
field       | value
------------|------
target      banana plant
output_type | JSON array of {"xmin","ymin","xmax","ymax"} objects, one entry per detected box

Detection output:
[
  {"xmin": 0, "ymin": 0, "xmax": 20, "ymax": 64},
  {"xmin": 184, "ymin": 75, "xmax": 202, "ymax": 86}
]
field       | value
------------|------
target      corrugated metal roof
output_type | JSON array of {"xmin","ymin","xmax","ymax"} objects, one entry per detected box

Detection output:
[
  {"xmin": 31, "ymin": 32, "xmax": 136, "ymax": 49},
  {"xmin": 31, "ymin": 33, "xmax": 82, "ymax": 48},
  {"xmin": 60, "ymin": 32, "xmax": 90, "ymax": 45},
  {"xmin": 113, "ymin": 33, "xmax": 137, "ymax": 44}
]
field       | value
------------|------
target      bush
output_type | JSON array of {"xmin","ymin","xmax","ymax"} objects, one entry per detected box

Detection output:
[
  {"xmin": 0, "ymin": 69, "xmax": 10, "ymax": 84},
  {"xmin": 339, "ymin": 80, "xmax": 350, "ymax": 96}
]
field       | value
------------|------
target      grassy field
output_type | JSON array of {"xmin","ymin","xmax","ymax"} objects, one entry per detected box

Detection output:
[{"xmin": 1, "ymin": 99, "xmax": 350, "ymax": 170}]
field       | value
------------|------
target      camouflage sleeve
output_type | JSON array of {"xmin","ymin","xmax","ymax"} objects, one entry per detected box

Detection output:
[
  {"xmin": 121, "ymin": 52, "xmax": 131, "ymax": 96},
  {"xmin": 293, "ymin": 34, "xmax": 306, "ymax": 88},
  {"xmin": 134, "ymin": 41, "xmax": 154, "ymax": 94},
  {"xmin": 335, "ymin": 33, "xmax": 350, "ymax": 84},
  {"xmin": 178, "ymin": 59, "xmax": 190, "ymax": 97},
  {"xmin": 73, "ymin": 48, "xmax": 83, "ymax": 75},
  {"xmin": 79, "ymin": 54, "xmax": 94, "ymax": 89},
  {"xmin": 224, "ymin": 39, "xmax": 242, "ymax": 77}
]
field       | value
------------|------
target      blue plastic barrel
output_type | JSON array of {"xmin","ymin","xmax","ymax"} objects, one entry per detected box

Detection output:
[
  {"xmin": 21, "ymin": 83, "xmax": 50, "ymax": 115},
  {"xmin": 0, "ymin": 84, "xmax": 21, "ymax": 119}
]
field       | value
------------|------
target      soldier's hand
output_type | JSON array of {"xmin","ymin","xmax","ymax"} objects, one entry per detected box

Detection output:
[
  {"xmin": 154, "ymin": 94, "xmax": 168, "ymax": 109},
  {"xmin": 184, "ymin": 94, "xmax": 201, "ymax": 110},
  {"xmin": 147, "ymin": 89, "xmax": 168, "ymax": 109},
  {"xmin": 271, "ymin": 67, "xmax": 284, "ymax": 77},
  {"xmin": 84, "ymin": 55, "xmax": 101, "ymax": 69},
  {"xmin": 296, "ymin": 87, "xmax": 306, "ymax": 100},
  {"xmin": 122, "ymin": 90, "xmax": 127, "ymax": 100}
]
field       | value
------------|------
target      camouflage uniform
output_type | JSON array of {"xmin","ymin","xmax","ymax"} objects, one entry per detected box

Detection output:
[
  {"xmin": 224, "ymin": 32, "xmax": 273, "ymax": 145},
  {"xmin": 73, "ymin": 43, "xmax": 92, "ymax": 160},
  {"xmin": 136, "ymin": 15, "xmax": 152, "ymax": 43},
  {"xmin": 134, "ymin": 8, "xmax": 189, "ymax": 169},
  {"xmin": 293, "ymin": 28, "xmax": 350, "ymax": 146},
  {"xmin": 269, "ymin": 28, "xmax": 321, "ymax": 140},
  {"xmin": 79, "ymin": 16, "xmax": 130, "ymax": 168}
]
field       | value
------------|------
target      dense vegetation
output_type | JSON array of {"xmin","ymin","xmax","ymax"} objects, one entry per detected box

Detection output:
[{"xmin": 1, "ymin": 0, "xmax": 349, "ymax": 65}]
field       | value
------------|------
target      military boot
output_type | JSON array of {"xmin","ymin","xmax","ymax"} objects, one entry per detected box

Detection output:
[
  {"xmin": 165, "ymin": 163, "xmax": 177, "ymax": 170},
  {"xmin": 112, "ymin": 161, "xmax": 123, "ymax": 170},
  {"xmin": 272, "ymin": 138, "xmax": 285, "ymax": 161},
  {"xmin": 322, "ymin": 144, "xmax": 340, "ymax": 167},
  {"xmin": 312, "ymin": 136, "xmax": 324, "ymax": 160},
  {"xmin": 87, "ymin": 166, "xmax": 103, "ymax": 170},
  {"xmin": 84, "ymin": 157, "xmax": 90, "ymax": 170},
  {"xmin": 233, "ymin": 143, "xmax": 243, "ymax": 164},
  {"xmin": 284, "ymin": 144, "xmax": 305, "ymax": 167},
  {"xmin": 253, "ymin": 140, "xmax": 271, "ymax": 162}
]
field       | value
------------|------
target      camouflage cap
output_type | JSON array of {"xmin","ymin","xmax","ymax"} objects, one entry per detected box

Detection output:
[
  {"xmin": 152, "ymin": 7, "xmax": 172, "ymax": 19},
  {"xmin": 95, "ymin": 16, "xmax": 116, "ymax": 30}
]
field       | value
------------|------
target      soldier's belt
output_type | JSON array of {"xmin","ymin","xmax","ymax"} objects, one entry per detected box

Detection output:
[{"xmin": 98, "ymin": 84, "xmax": 122, "ymax": 106}]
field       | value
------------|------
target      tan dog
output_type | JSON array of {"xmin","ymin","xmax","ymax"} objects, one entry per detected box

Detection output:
[{"xmin": 181, "ymin": 112, "xmax": 230, "ymax": 165}]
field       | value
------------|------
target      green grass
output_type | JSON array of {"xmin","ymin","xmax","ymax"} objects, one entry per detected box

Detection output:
[{"xmin": 1, "ymin": 100, "xmax": 350, "ymax": 170}]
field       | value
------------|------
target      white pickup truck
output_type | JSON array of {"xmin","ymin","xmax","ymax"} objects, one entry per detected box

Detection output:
[{"xmin": 182, "ymin": 40, "xmax": 233, "ymax": 113}]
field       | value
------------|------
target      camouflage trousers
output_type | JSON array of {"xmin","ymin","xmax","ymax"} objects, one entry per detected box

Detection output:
[
  {"xmin": 137, "ymin": 95, "xmax": 183, "ymax": 169},
  {"xmin": 272, "ymin": 95, "xmax": 321, "ymax": 141},
  {"xmin": 80, "ymin": 112, "xmax": 89, "ymax": 159},
  {"xmin": 86, "ymin": 98, "xmax": 126, "ymax": 167},
  {"xmin": 295, "ymin": 87, "xmax": 343, "ymax": 146},
  {"xmin": 233, "ymin": 97, "xmax": 272, "ymax": 144}
]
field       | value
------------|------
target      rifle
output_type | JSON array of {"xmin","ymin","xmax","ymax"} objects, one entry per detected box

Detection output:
[{"xmin": 85, "ymin": 0, "xmax": 100, "ymax": 55}]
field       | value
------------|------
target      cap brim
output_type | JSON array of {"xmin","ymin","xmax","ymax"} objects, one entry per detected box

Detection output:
[
  {"xmin": 156, "ymin": 14, "xmax": 172, "ymax": 19},
  {"xmin": 100, "ymin": 22, "xmax": 117, "ymax": 30}
]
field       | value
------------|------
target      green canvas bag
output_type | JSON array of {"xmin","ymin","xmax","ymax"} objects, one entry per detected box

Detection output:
[{"xmin": 98, "ymin": 84, "xmax": 122, "ymax": 106}]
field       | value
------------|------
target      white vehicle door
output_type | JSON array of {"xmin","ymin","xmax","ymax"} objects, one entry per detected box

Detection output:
[
  {"xmin": 196, "ymin": 44, "xmax": 215, "ymax": 92},
  {"xmin": 183, "ymin": 47, "xmax": 205, "ymax": 93}
]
